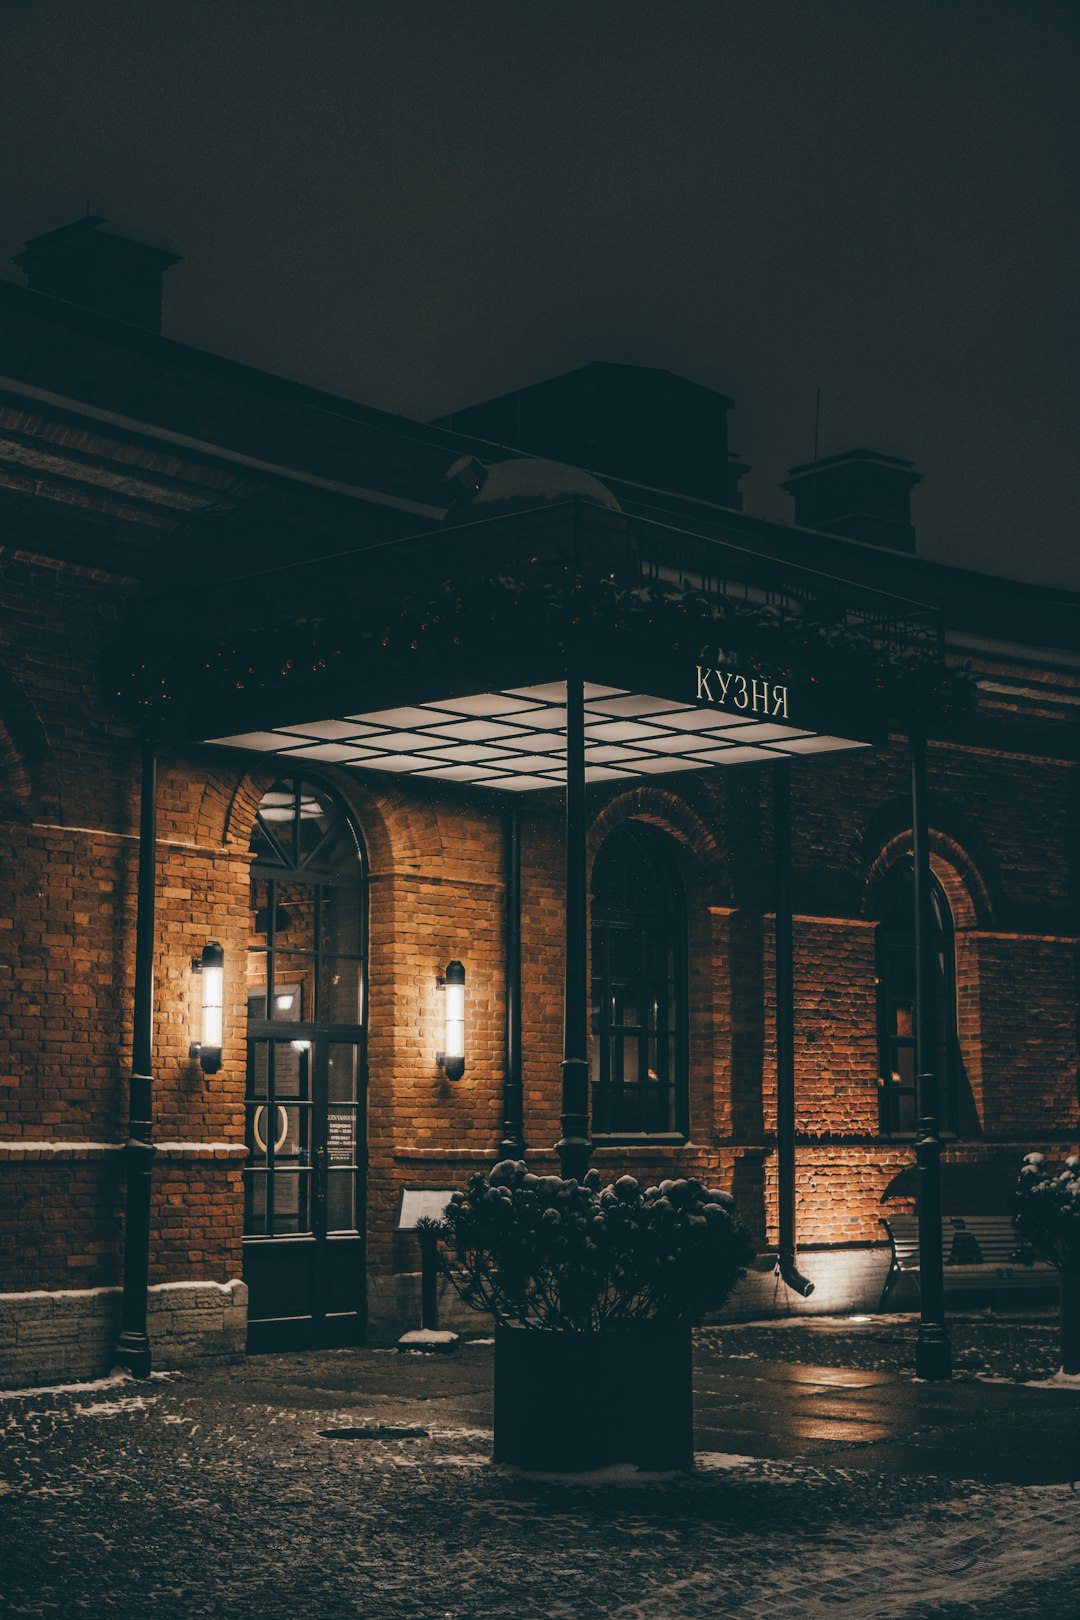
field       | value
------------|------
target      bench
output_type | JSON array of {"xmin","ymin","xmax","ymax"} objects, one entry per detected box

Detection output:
[{"xmin": 879, "ymin": 1214, "xmax": 1058, "ymax": 1310}]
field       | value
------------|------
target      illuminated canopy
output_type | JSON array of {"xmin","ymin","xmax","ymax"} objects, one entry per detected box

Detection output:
[{"xmin": 124, "ymin": 499, "xmax": 942, "ymax": 781}]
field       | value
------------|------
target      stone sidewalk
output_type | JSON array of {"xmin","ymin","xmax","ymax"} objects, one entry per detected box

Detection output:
[{"xmin": 1, "ymin": 1317, "xmax": 1077, "ymax": 1618}]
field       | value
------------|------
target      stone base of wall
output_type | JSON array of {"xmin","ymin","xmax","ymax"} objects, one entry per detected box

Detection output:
[
  {"xmin": 0, "ymin": 1280, "xmax": 248, "ymax": 1389},
  {"xmin": 367, "ymin": 1272, "xmax": 491, "ymax": 1345},
  {"xmin": 370, "ymin": 1247, "xmax": 896, "ymax": 1342},
  {"xmin": 713, "ymin": 1246, "xmax": 894, "ymax": 1321}
]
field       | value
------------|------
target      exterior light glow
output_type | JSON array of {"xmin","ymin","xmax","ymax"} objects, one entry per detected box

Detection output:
[
  {"xmin": 438, "ymin": 960, "xmax": 466, "ymax": 1081},
  {"xmin": 190, "ymin": 941, "xmax": 224, "ymax": 1074}
]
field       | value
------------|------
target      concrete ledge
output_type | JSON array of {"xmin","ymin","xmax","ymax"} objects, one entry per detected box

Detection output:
[
  {"xmin": 711, "ymin": 1248, "xmax": 893, "ymax": 1321},
  {"xmin": 0, "ymin": 1279, "xmax": 248, "ymax": 1388},
  {"xmin": 0, "ymin": 1141, "xmax": 247, "ymax": 1161}
]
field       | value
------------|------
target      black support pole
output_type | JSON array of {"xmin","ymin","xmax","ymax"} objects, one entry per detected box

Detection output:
[
  {"xmin": 557, "ymin": 665, "xmax": 592, "ymax": 1180},
  {"xmin": 115, "ymin": 736, "xmax": 158, "ymax": 1378},
  {"xmin": 910, "ymin": 720, "xmax": 952, "ymax": 1380},
  {"xmin": 499, "ymin": 800, "xmax": 526, "ymax": 1156},
  {"xmin": 773, "ymin": 762, "xmax": 814, "ymax": 1297},
  {"xmin": 557, "ymin": 516, "xmax": 592, "ymax": 1182}
]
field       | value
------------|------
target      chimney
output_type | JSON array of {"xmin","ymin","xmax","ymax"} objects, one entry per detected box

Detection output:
[
  {"xmin": 780, "ymin": 449, "xmax": 922, "ymax": 553},
  {"xmin": 13, "ymin": 216, "xmax": 182, "ymax": 334}
]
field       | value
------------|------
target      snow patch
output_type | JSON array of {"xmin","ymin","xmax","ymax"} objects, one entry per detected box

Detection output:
[
  {"xmin": 1024, "ymin": 1368, "xmax": 1080, "ymax": 1391},
  {"xmin": 0, "ymin": 1370, "xmax": 132, "ymax": 1400},
  {"xmin": 148, "ymin": 1279, "xmax": 244, "ymax": 1297},
  {"xmin": 73, "ymin": 1395, "xmax": 153, "ymax": 1418},
  {"xmin": 397, "ymin": 1328, "xmax": 459, "ymax": 1352},
  {"xmin": 696, "ymin": 1452, "xmax": 757, "ymax": 1471}
]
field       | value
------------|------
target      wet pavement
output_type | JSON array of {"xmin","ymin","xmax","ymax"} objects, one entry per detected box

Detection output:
[{"xmin": 1, "ymin": 1314, "xmax": 1078, "ymax": 1618}]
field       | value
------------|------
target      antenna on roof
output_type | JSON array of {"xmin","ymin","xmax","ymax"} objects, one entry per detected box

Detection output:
[{"xmin": 813, "ymin": 386, "xmax": 822, "ymax": 461}]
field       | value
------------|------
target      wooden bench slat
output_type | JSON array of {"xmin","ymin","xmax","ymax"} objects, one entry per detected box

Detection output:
[{"xmin": 878, "ymin": 1213, "xmax": 1056, "ymax": 1308}]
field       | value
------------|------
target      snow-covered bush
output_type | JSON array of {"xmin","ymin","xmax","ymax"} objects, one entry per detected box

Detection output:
[
  {"xmin": 1013, "ymin": 1152, "xmax": 1080, "ymax": 1269},
  {"xmin": 428, "ymin": 1161, "xmax": 754, "ymax": 1332}
]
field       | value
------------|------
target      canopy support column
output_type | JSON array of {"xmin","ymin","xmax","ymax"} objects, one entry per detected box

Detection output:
[
  {"xmin": 557, "ymin": 510, "xmax": 592, "ymax": 1181},
  {"xmin": 774, "ymin": 762, "xmax": 814, "ymax": 1298},
  {"xmin": 910, "ymin": 720, "xmax": 952, "ymax": 1380}
]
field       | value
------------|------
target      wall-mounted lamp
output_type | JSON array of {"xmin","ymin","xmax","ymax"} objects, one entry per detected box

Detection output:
[
  {"xmin": 437, "ymin": 960, "xmax": 465, "ymax": 1081},
  {"xmin": 190, "ymin": 941, "xmax": 224, "ymax": 1074}
]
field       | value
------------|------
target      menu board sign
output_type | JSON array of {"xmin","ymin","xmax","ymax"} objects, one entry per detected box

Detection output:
[{"xmin": 327, "ymin": 1109, "xmax": 355, "ymax": 1166}]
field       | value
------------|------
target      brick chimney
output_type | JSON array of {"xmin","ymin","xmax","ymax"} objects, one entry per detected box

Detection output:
[
  {"xmin": 13, "ymin": 216, "xmax": 181, "ymax": 334},
  {"xmin": 780, "ymin": 449, "xmax": 922, "ymax": 553}
]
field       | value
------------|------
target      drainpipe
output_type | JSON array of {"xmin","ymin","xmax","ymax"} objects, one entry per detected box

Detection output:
[
  {"xmin": 774, "ymin": 762, "xmax": 814, "ymax": 1297},
  {"xmin": 910, "ymin": 720, "xmax": 952, "ymax": 1378},
  {"xmin": 499, "ymin": 800, "xmax": 525, "ymax": 1156},
  {"xmin": 114, "ymin": 735, "xmax": 158, "ymax": 1376}
]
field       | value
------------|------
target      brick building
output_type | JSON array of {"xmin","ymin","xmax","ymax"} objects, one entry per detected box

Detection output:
[{"xmin": 1, "ymin": 219, "xmax": 1077, "ymax": 1385}]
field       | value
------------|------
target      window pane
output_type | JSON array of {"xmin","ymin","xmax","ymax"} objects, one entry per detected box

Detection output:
[
  {"xmin": 247, "ymin": 1041, "xmax": 270, "ymax": 1103},
  {"xmin": 271, "ymin": 883, "xmax": 317, "ymax": 954},
  {"xmin": 270, "ymin": 955, "xmax": 315, "ymax": 1021},
  {"xmin": 327, "ymin": 1043, "xmax": 361, "ymax": 1103},
  {"xmin": 618, "ymin": 1035, "xmax": 640, "ymax": 1086},
  {"xmin": 296, "ymin": 791, "xmax": 338, "ymax": 863},
  {"xmin": 246, "ymin": 952, "xmax": 269, "ymax": 1021},
  {"xmin": 321, "ymin": 957, "xmax": 362, "ymax": 1025},
  {"xmin": 613, "ymin": 987, "xmax": 641, "ymax": 1029},
  {"xmin": 327, "ymin": 1171, "xmax": 356, "ymax": 1233},
  {"xmin": 246, "ymin": 1170, "xmax": 269, "ymax": 1235},
  {"xmin": 271, "ymin": 1170, "xmax": 311, "ymax": 1235},
  {"xmin": 273, "ymin": 1043, "xmax": 312, "ymax": 1102},
  {"xmin": 320, "ymin": 885, "xmax": 363, "ymax": 958}
]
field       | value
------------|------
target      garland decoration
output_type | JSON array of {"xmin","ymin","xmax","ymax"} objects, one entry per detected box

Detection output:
[{"xmin": 113, "ymin": 561, "xmax": 975, "ymax": 725}]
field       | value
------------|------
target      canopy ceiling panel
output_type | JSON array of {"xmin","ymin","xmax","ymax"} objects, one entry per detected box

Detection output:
[{"xmin": 207, "ymin": 677, "xmax": 873, "ymax": 792}]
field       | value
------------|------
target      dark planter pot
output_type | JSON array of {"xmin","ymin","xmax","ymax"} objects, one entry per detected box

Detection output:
[{"xmin": 493, "ymin": 1322, "xmax": 694, "ymax": 1472}]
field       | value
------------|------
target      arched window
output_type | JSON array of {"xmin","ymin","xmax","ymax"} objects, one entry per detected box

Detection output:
[
  {"xmin": 872, "ymin": 857, "xmax": 959, "ymax": 1137},
  {"xmin": 590, "ymin": 823, "xmax": 688, "ymax": 1138},
  {"xmin": 244, "ymin": 776, "xmax": 368, "ymax": 1350}
]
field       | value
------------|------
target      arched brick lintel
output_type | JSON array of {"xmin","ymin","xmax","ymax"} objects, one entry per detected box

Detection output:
[{"xmin": 0, "ymin": 657, "xmax": 63, "ymax": 823}]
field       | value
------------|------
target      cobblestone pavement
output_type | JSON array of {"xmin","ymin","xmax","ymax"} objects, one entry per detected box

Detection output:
[{"xmin": 1, "ymin": 1317, "xmax": 1078, "ymax": 1620}]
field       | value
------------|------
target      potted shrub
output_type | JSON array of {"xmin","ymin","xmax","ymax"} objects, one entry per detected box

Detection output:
[
  {"xmin": 1013, "ymin": 1152, "xmax": 1080, "ymax": 1375},
  {"xmin": 427, "ymin": 1160, "xmax": 754, "ymax": 1471}
]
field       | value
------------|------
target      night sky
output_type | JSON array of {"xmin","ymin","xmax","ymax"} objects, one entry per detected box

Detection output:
[{"xmin": 2, "ymin": 1, "xmax": 1078, "ymax": 593}]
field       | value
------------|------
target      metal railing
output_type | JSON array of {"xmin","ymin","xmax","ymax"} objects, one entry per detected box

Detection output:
[{"xmin": 149, "ymin": 498, "xmax": 941, "ymax": 668}]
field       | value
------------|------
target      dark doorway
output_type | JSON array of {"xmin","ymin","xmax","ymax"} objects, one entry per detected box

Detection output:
[{"xmin": 243, "ymin": 777, "xmax": 368, "ymax": 1350}]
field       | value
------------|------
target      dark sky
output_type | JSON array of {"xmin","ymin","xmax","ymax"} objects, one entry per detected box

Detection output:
[{"xmin": 2, "ymin": 0, "xmax": 1078, "ymax": 591}]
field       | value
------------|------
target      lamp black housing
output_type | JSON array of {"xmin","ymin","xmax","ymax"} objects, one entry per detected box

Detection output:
[
  {"xmin": 438, "ymin": 959, "xmax": 466, "ymax": 1081},
  {"xmin": 190, "ymin": 939, "xmax": 224, "ymax": 1074}
]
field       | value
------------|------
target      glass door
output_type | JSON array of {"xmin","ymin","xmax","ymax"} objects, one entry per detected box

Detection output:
[{"xmin": 243, "ymin": 778, "xmax": 368, "ymax": 1351}]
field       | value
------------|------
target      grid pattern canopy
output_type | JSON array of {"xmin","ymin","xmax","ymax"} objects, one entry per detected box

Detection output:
[{"xmin": 208, "ymin": 677, "xmax": 872, "ymax": 792}]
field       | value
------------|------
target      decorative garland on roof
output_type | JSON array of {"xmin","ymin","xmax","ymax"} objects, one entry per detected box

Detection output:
[{"xmin": 114, "ymin": 566, "xmax": 975, "ymax": 723}]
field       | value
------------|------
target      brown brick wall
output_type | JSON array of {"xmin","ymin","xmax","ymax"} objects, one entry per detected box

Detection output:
[{"xmin": 0, "ymin": 544, "xmax": 1077, "ymax": 1330}]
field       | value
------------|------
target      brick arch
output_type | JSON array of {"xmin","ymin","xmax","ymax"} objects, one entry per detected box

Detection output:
[
  {"xmin": 587, "ymin": 782, "xmax": 728, "ymax": 897},
  {"xmin": 0, "ymin": 659, "xmax": 62, "ymax": 823},
  {"xmin": 863, "ymin": 830, "xmax": 991, "ymax": 931},
  {"xmin": 196, "ymin": 759, "xmax": 443, "ymax": 876},
  {"xmin": 858, "ymin": 797, "xmax": 996, "ymax": 928}
]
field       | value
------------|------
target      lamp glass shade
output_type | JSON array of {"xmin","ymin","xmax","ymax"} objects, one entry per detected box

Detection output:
[
  {"xmin": 199, "ymin": 942, "xmax": 224, "ymax": 1072},
  {"xmin": 442, "ymin": 960, "xmax": 465, "ymax": 1079}
]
